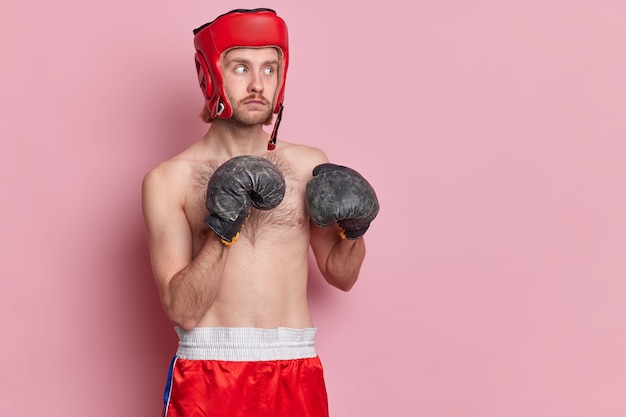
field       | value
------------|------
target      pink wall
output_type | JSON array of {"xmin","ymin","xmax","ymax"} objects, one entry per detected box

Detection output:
[{"xmin": 2, "ymin": 1, "xmax": 626, "ymax": 416}]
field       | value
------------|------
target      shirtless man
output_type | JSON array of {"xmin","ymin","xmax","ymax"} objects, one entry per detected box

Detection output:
[{"xmin": 141, "ymin": 9, "xmax": 379, "ymax": 417}]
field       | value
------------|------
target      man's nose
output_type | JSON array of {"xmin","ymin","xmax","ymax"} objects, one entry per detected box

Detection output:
[{"xmin": 249, "ymin": 73, "xmax": 263, "ymax": 93}]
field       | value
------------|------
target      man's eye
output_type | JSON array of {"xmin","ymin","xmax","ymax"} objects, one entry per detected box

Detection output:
[
  {"xmin": 264, "ymin": 67, "xmax": 274, "ymax": 75},
  {"xmin": 234, "ymin": 66, "xmax": 247, "ymax": 74}
]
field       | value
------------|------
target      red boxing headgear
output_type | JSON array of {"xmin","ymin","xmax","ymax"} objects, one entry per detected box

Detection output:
[{"xmin": 193, "ymin": 8, "xmax": 289, "ymax": 120}]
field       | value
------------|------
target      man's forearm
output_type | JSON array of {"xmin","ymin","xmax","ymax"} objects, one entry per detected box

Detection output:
[
  {"xmin": 163, "ymin": 235, "xmax": 228, "ymax": 330},
  {"xmin": 323, "ymin": 237, "xmax": 366, "ymax": 292}
]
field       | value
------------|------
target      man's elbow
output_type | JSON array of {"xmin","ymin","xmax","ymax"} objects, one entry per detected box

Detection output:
[
  {"xmin": 326, "ymin": 274, "xmax": 359, "ymax": 292},
  {"xmin": 169, "ymin": 313, "xmax": 199, "ymax": 331},
  {"xmin": 164, "ymin": 303, "xmax": 201, "ymax": 331},
  {"xmin": 176, "ymin": 320, "xmax": 198, "ymax": 332}
]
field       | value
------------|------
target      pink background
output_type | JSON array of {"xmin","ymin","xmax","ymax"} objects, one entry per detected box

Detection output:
[{"xmin": 2, "ymin": 1, "xmax": 626, "ymax": 416}]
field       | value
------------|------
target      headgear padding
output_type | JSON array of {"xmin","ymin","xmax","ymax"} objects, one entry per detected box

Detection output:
[{"xmin": 193, "ymin": 8, "xmax": 289, "ymax": 120}]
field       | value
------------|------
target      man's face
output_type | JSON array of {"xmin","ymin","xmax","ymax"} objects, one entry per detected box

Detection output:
[{"xmin": 222, "ymin": 47, "xmax": 280, "ymax": 126}]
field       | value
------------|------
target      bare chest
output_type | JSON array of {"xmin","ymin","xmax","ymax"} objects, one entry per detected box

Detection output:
[{"xmin": 184, "ymin": 156, "xmax": 308, "ymax": 255}]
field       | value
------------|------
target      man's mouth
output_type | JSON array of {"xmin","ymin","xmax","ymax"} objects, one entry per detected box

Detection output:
[{"xmin": 242, "ymin": 96, "xmax": 269, "ymax": 106}]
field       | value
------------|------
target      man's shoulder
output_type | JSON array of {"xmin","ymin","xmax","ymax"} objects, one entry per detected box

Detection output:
[
  {"xmin": 144, "ymin": 157, "xmax": 189, "ymax": 182},
  {"xmin": 142, "ymin": 152, "xmax": 206, "ymax": 197},
  {"xmin": 276, "ymin": 140, "xmax": 328, "ymax": 163}
]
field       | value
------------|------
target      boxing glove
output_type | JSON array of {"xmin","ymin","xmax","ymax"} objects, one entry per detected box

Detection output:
[
  {"xmin": 205, "ymin": 155, "xmax": 286, "ymax": 244},
  {"xmin": 306, "ymin": 163, "xmax": 379, "ymax": 239}
]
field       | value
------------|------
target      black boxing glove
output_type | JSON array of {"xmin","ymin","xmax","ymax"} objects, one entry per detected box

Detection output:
[
  {"xmin": 306, "ymin": 163, "xmax": 379, "ymax": 239},
  {"xmin": 205, "ymin": 155, "xmax": 286, "ymax": 245}
]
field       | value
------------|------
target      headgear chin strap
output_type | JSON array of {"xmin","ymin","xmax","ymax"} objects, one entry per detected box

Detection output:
[{"xmin": 193, "ymin": 8, "xmax": 289, "ymax": 150}]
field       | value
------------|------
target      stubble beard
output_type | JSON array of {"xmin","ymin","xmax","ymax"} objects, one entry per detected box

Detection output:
[{"xmin": 230, "ymin": 98, "xmax": 274, "ymax": 126}]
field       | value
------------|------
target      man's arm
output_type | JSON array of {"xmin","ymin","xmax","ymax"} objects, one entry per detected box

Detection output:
[
  {"xmin": 142, "ymin": 164, "xmax": 228, "ymax": 330},
  {"xmin": 306, "ymin": 163, "xmax": 379, "ymax": 291},
  {"xmin": 310, "ymin": 223, "xmax": 366, "ymax": 291}
]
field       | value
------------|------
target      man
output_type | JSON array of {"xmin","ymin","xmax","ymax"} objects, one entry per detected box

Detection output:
[{"xmin": 142, "ymin": 8, "xmax": 379, "ymax": 417}]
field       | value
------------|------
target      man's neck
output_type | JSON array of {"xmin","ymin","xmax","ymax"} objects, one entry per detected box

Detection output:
[{"xmin": 203, "ymin": 119, "xmax": 271, "ymax": 157}]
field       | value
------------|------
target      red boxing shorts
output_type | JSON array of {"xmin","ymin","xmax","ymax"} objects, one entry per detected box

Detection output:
[{"xmin": 162, "ymin": 327, "xmax": 329, "ymax": 417}]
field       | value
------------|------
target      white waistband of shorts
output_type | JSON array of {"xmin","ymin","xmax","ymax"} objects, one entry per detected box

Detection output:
[{"xmin": 175, "ymin": 327, "xmax": 318, "ymax": 361}]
